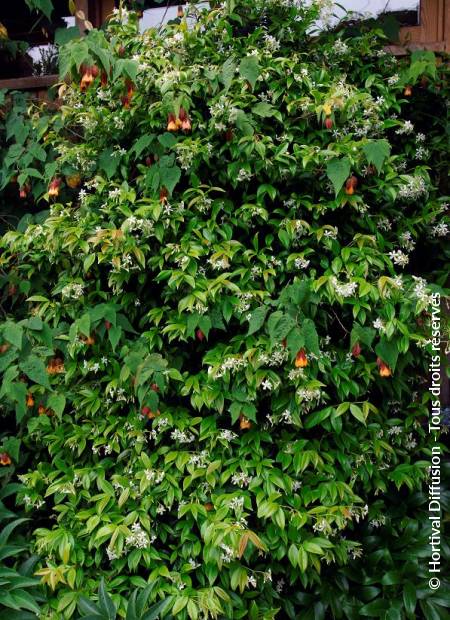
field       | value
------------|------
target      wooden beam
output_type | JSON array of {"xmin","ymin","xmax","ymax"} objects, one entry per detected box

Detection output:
[{"xmin": 0, "ymin": 75, "xmax": 59, "ymax": 91}]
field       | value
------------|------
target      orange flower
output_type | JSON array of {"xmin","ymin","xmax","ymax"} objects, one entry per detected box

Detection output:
[
  {"xmin": 81, "ymin": 335, "xmax": 95, "ymax": 346},
  {"xmin": 38, "ymin": 404, "xmax": 47, "ymax": 415},
  {"xmin": 66, "ymin": 174, "xmax": 81, "ymax": 189},
  {"xmin": 179, "ymin": 107, "xmax": 191, "ymax": 132},
  {"xmin": 26, "ymin": 393, "xmax": 35, "ymax": 408},
  {"xmin": 404, "ymin": 85, "xmax": 412, "ymax": 96},
  {"xmin": 46, "ymin": 357, "xmax": 65, "ymax": 374},
  {"xmin": 204, "ymin": 502, "xmax": 214, "ymax": 511},
  {"xmin": 167, "ymin": 113, "xmax": 178, "ymax": 132},
  {"xmin": 48, "ymin": 178, "xmax": 61, "ymax": 198},
  {"xmin": 345, "ymin": 175, "xmax": 358, "ymax": 195},
  {"xmin": 239, "ymin": 413, "xmax": 252, "ymax": 430},
  {"xmin": 80, "ymin": 68, "xmax": 94, "ymax": 92},
  {"xmin": 295, "ymin": 348, "xmax": 308, "ymax": 368},
  {"xmin": 376, "ymin": 357, "xmax": 391, "ymax": 377},
  {"xmin": 0, "ymin": 452, "xmax": 11, "ymax": 466},
  {"xmin": 0, "ymin": 343, "xmax": 10, "ymax": 354},
  {"xmin": 177, "ymin": 5, "xmax": 184, "ymax": 18},
  {"xmin": 19, "ymin": 184, "xmax": 30, "ymax": 199},
  {"xmin": 141, "ymin": 406, "xmax": 159, "ymax": 419},
  {"xmin": 160, "ymin": 187, "xmax": 169, "ymax": 204}
]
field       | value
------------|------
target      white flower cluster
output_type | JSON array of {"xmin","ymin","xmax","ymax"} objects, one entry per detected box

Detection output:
[
  {"xmin": 61, "ymin": 282, "xmax": 85, "ymax": 299},
  {"xmin": 171, "ymin": 429, "xmax": 195, "ymax": 444},
  {"xmin": 331, "ymin": 277, "xmax": 358, "ymax": 298},
  {"xmin": 236, "ymin": 292, "xmax": 254, "ymax": 313},
  {"xmin": 296, "ymin": 387, "xmax": 321, "ymax": 402},
  {"xmin": 209, "ymin": 356, "xmax": 247, "ymax": 379},
  {"xmin": 144, "ymin": 469, "xmax": 165, "ymax": 484},
  {"xmin": 399, "ymin": 231, "xmax": 415, "ymax": 252},
  {"xmin": 412, "ymin": 276, "xmax": 433, "ymax": 305},
  {"xmin": 331, "ymin": 39, "xmax": 349, "ymax": 55},
  {"xmin": 431, "ymin": 222, "xmax": 448, "ymax": 237},
  {"xmin": 397, "ymin": 175, "xmax": 427, "ymax": 201},
  {"xmin": 288, "ymin": 368, "xmax": 306, "ymax": 381},
  {"xmin": 122, "ymin": 216, "xmax": 154, "ymax": 236},
  {"xmin": 264, "ymin": 34, "xmax": 280, "ymax": 52},
  {"xmin": 395, "ymin": 120, "xmax": 414, "ymax": 135},
  {"xmin": 231, "ymin": 472, "xmax": 253, "ymax": 487},
  {"xmin": 188, "ymin": 450, "xmax": 209, "ymax": 467},
  {"xmin": 370, "ymin": 514, "xmax": 386, "ymax": 528},
  {"xmin": 388, "ymin": 250, "xmax": 409, "ymax": 267},
  {"xmin": 237, "ymin": 168, "xmax": 252, "ymax": 182},
  {"xmin": 125, "ymin": 522, "xmax": 155, "ymax": 549},
  {"xmin": 220, "ymin": 543, "xmax": 235, "ymax": 563},
  {"xmin": 294, "ymin": 257, "xmax": 310, "ymax": 269},
  {"xmin": 219, "ymin": 429, "xmax": 238, "ymax": 441},
  {"xmin": 228, "ymin": 496, "xmax": 244, "ymax": 511},
  {"xmin": 258, "ymin": 345, "xmax": 289, "ymax": 367}
]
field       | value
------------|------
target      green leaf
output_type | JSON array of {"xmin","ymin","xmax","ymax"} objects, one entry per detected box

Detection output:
[
  {"xmin": 252, "ymin": 102, "xmax": 275, "ymax": 117},
  {"xmin": 99, "ymin": 149, "xmax": 120, "ymax": 179},
  {"xmin": 350, "ymin": 324, "xmax": 376, "ymax": 348},
  {"xmin": 108, "ymin": 326, "xmax": 122, "ymax": 352},
  {"xmin": 160, "ymin": 166, "xmax": 181, "ymax": 195},
  {"xmin": 132, "ymin": 135, "xmax": 154, "ymax": 157},
  {"xmin": 98, "ymin": 579, "xmax": 116, "ymax": 620},
  {"xmin": 24, "ymin": 0, "xmax": 53, "ymax": 19},
  {"xmin": 326, "ymin": 157, "xmax": 351, "ymax": 196},
  {"xmin": 375, "ymin": 338, "xmax": 399, "ymax": 371},
  {"xmin": 158, "ymin": 133, "xmax": 177, "ymax": 149},
  {"xmin": 3, "ymin": 437, "xmax": 20, "ymax": 462},
  {"xmin": 220, "ymin": 57, "xmax": 236, "ymax": 91},
  {"xmin": 349, "ymin": 403, "xmax": 367, "ymax": 425},
  {"xmin": 4, "ymin": 324, "xmax": 23, "ymax": 350},
  {"xmin": 247, "ymin": 306, "xmax": 268, "ymax": 335},
  {"xmin": 19, "ymin": 356, "xmax": 50, "ymax": 388},
  {"xmin": 304, "ymin": 407, "xmax": 331, "ymax": 428},
  {"xmin": 142, "ymin": 597, "xmax": 172, "ymax": 620},
  {"xmin": 55, "ymin": 26, "xmax": 80, "ymax": 46},
  {"xmin": 78, "ymin": 313, "xmax": 91, "ymax": 338},
  {"xmin": 403, "ymin": 582, "xmax": 416, "ymax": 616},
  {"xmin": 47, "ymin": 393, "xmax": 66, "ymax": 418},
  {"xmin": 239, "ymin": 56, "xmax": 259, "ymax": 90},
  {"xmin": 301, "ymin": 319, "xmax": 319, "ymax": 355},
  {"xmin": 362, "ymin": 140, "xmax": 391, "ymax": 173}
]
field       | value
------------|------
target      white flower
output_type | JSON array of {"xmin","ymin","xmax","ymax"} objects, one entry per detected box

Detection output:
[
  {"xmin": 431, "ymin": 222, "xmax": 448, "ymax": 237},
  {"xmin": 373, "ymin": 318, "xmax": 385, "ymax": 332},
  {"xmin": 332, "ymin": 39, "xmax": 349, "ymax": 55},
  {"xmin": 396, "ymin": 120, "xmax": 414, "ymax": 135},
  {"xmin": 231, "ymin": 472, "xmax": 253, "ymax": 488},
  {"xmin": 331, "ymin": 277, "xmax": 358, "ymax": 298},
  {"xmin": 387, "ymin": 74, "xmax": 399, "ymax": 85},
  {"xmin": 294, "ymin": 257, "xmax": 310, "ymax": 269},
  {"xmin": 237, "ymin": 168, "xmax": 252, "ymax": 182},
  {"xmin": 388, "ymin": 250, "xmax": 409, "ymax": 267},
  {"xmin": 261, "ymin": 379, "xmax": 274, "ymax": 391},
  {"xmin": 247, "ymin": 575, "xmax": 257, "ymax": 588},
  {"xmin": 219, "ymin": 429, "xmax": 238, "ymax": 441}
]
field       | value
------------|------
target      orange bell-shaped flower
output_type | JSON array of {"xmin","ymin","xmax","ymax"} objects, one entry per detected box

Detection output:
[
  {"xmin": 0, "ymin": 452, "xmax": 11, "ymax": 466},
  {"xmin": 295, "ymin": 348, "xmax": 308, "ymax": 368},
  {"xmin": 376, "ymin": 357, "xmax": 392, "ymax": 377}
]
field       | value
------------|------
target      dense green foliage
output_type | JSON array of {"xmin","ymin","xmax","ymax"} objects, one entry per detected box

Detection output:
[{"xmin": 0, "ymin": 1, "xmax": 449, "ymax": 618}]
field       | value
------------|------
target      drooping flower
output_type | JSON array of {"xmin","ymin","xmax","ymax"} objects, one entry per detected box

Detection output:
[
  {"xmin": 48, "ymin": 178, "xmax": 61, "ymax": 198},
  {"xmin": 377, "ymin": 357, "xmax": 391, "ymax": 377},
  {"xmin": 295, "ymin": 349, "xmax": 308, "ymax": 368},
  {"xmin": 0, "ymin": 453, "xmax": 11, "ymax": 466},
  {"xmin": 345, "ymin": 175, "xmax": 358, "ymax": 195},
  {"xmin": 352, "ymin": 342, "xmax": 362, "ymax": 357}
]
